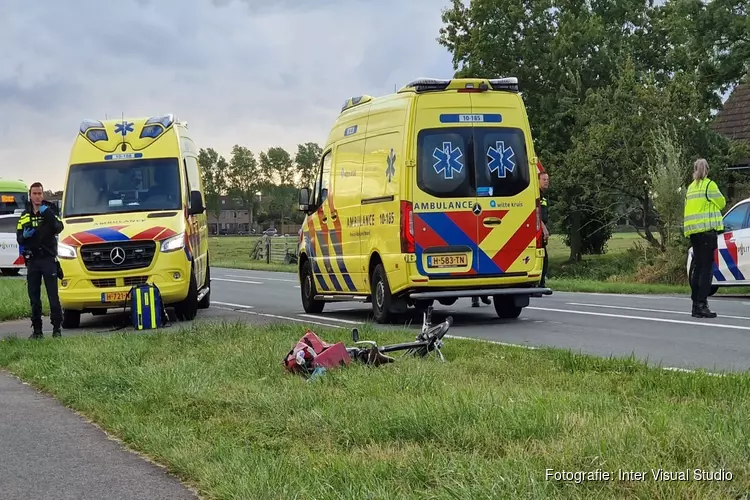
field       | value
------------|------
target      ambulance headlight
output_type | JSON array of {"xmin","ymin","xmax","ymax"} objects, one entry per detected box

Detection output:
[
  {"xmin": 58, "ymin": 242, "xmax": 77, "ymax": 259},
  {"xmin": 160, "ymin": 233, "xmax": 185, "ymax": 253}
]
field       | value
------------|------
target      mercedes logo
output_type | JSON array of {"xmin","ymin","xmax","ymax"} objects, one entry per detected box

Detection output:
[
  {"xmin": 472, "ymin": 203, "xmax": 482, "ymax": 216},
  {"xmin": 110, "ymin": 246, "xmax": 126, "ymax": 265}
]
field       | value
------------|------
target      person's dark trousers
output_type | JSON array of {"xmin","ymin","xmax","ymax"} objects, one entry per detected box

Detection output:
[
  {"xmin": 540, "ymin": 244, "xmax": 549, "ymax": 288},
  {"xmin": 689, "ymin": 231, "xmax": 718, "ymax": 318},
  {"xmin": 27, "ymin": 256, "xmax": 63, "ymax": 338}
]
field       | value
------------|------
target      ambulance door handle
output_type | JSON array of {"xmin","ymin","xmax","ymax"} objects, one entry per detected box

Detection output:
[{"xmin": 483, "ymin": 218, "xmax": 502, "ymax": 227}]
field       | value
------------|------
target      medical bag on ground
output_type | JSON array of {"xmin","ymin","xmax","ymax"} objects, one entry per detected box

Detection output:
[{"xmin": 127, "ymin": 284, "xmax": 167, "ymax": 330}]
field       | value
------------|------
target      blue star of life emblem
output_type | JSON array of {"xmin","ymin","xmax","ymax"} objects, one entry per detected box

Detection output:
[
  {"xmin": 114, "ymin": 121, "xmax": 134, "ymax": 137},
  {"xmin": 487, "ymin": 141, "xmax": 515, "ymax": 178},
  {"xmin": 386, "ymin": 148, "xmax": 396, "ymax": 182},
  {"xmin": 432, "ymin": 142, "xmax": 464, "ymax": 180}
]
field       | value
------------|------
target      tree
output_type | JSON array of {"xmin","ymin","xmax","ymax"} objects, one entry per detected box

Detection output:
[
  {"xmin": 259, "ymin": 147, "xmax": 294, "ymax": 187},
  {"xmin": 226, "ymin": 145, "xmax": 261, "ymax": 228},
  {"xmin": 437, "ymin": 0, "xmax": 749, "ymax": 259},
  {"xmin": 198, "ymin": 147, "xmax": 228, "ymax": 220},
  {"xmin": 294, "ymin": 142, "xmax": 323, "ymax": 189}
]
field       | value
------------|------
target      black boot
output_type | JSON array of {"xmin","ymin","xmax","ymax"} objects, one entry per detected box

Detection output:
[
  {"xmin": 52, "ymin": 321, "xmax": 62, "ymax": 338},
  {"xmin": 693, "ymin": 301, "xmax": 717, "ymax": 319},
  {"xmin": 29, "ymin": 320, "xmax": 43, "ymax": 340}
]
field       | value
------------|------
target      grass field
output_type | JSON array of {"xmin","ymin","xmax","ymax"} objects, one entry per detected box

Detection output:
[
  {"xmin": 1, "ymin": 321, "xmax": 748, "ymax": 499},
  {"xmin": 0, "ymin": 278, "xmax": 47, "ymax": 322}
]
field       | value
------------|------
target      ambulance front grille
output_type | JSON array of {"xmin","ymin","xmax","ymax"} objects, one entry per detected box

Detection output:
[
  {"xmin": 91, "ymin": 278, "xmax": 117, "ymax": 288},
  {"xmin": 80, "ymin": 241, "xmax": 156, "ymax": 272},
  {"xmin": 91, "ymin": 276, "xmax": 149, "ymax": 288}
]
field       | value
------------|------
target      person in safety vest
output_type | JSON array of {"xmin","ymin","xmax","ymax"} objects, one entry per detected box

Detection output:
[{"xmin": 683, "ymin": 158, "xmax": 725, "ymax": 319}]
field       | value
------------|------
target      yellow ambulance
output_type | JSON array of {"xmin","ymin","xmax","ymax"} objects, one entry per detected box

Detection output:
[
  {"xmin": 56, "ymin": 114, "xmax": 210, "ymax": 328},
  {"xmin": 297, "ymin": 77, "xmax": 552, "ymax": 323}
]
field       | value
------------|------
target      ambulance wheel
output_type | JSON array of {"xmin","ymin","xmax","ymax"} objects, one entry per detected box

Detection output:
[
  {"xmin": 371, "ymin": 264, "xmax": 404, "ymax": 324},
  {"xmin": 62, "ymin": 309, "xmax": 81, "ymax": 329},
  {"xmin": 709, "ymin": 286, "xmax": 718, "ymax": 297},
  {"xmin": 300, "ymin": 259, "xmax": 325, "ymax": 313},
  {"xmin": 493, "ymin": 296, "xmax": 522, "ymax": 319},
  {"xmin": 174, "ymin": 271, "xmax": 199, "ymax": 321},
  {"xmin": 198, "ymin": 262, "xmax": 211, "ymax": 309}
]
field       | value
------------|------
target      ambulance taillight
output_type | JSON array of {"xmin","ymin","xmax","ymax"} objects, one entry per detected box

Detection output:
[{"xmin": 400, "ymin": 201, "xmax": 415, "ymax": 253}]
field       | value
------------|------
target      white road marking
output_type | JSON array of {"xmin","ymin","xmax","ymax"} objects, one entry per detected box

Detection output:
[
  {"xmin": 567, "ymin": 302, "xmax": 750, "ymax": 321},
  {"xmin": 223, "ymin": 274, "xmax": 298, "ymax": 283},
  {"xmin": 299, "ymin": 314, "xmax": 361, "ymax": 325},
  {"xmin": 212, "ymin": 278, "xmax": 263, "ymax": 285},
  {"xmin": 566, "ymin": 292, "xmax": 691, "ymax": 301},
  {"xmin": 214, "ymin": 301, "xmax": 255, "ymax": 309},
  {"xmin": 214, "ymin": 306, "xmax": 344, "ymax": 329},
  {"xmin": 444, "ymin": 335, "xmax": 722, "ymax": 376},
  {"xmin": 528, "ymin": 306, "xmax": 750, "ymax": 331}
]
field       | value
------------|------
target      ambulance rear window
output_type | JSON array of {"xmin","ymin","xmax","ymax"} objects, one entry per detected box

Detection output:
[
  {"xmin": 416, "ymin": 130, "xmax": 473, "ymax": 198},
  {"xmin": 475, "ymin": 127, "xmax": 529, "ymax": 197},
  {"xmin": 416, "ymin": 127, "xmax": 530, "ymax": 198}
]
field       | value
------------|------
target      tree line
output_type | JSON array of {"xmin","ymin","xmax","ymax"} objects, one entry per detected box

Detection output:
[
  {"xmin": 199, "ymin": 0, "xmax": 748, "ymax": 257},
  {"xmin": 198, "ymin": 143, "xmax": 322, "ymax": 227},
  {"xmin": 440, "ymin": 0, "xmax": 749, "ymax": 261}
]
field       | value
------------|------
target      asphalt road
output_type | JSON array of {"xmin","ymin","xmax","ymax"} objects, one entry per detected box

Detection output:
[{"xmin": 207, "ymin": 267, "xmax": 750, "ymax": 373}]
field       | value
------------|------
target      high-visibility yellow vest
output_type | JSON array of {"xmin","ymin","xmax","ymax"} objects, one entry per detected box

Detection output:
[{"xmin": 683, "ymin": 178, "xmax": 726, "ymax": 236}]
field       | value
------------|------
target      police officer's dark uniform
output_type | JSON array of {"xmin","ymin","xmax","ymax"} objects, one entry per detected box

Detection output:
[
  {"xmin": 540, "ymin": 192, "xmax": 549, "ymax": 287},
  {"xmin": 16, "ymin": 201, "xmax": 64, "ymax": 338}
]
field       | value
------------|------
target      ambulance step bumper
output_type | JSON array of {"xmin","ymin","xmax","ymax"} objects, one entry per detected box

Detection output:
[{"xmin": 409, "ymin": 287, "xmax": 552, "ymax": 299}]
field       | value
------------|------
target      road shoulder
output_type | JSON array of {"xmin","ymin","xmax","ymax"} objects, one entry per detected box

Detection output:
[{"xmin": 0, "ymin": 369, "xmax": 199, "ymax": 500}]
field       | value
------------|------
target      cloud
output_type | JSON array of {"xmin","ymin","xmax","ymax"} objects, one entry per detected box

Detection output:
[{"xmin": 0, "ymin": 0, "xmax": 454, "ymax": 190}]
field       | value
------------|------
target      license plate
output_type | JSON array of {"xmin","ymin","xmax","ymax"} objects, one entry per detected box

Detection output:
[
  {"xmin": 101, "ymin": 291, "xmax": 128, "ymax": 303},
  {"xmin": 427, "ymin": 254, "xmax": 467, "ymax": 268}
]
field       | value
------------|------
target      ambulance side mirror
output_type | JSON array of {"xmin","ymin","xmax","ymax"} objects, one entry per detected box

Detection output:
[
  {"xmin": 188, "ymin": 190, "xmax": 205, "ymax": 215},
  {"xmin": 298, "ymin": 187, "xmax": 311, "ymax": 212}
]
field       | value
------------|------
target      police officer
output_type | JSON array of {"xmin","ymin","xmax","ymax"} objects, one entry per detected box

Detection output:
[
  {"xmin": 539, "ymin": 170, "xmax": 550, "ymax": 287},
  {"xmin": 683, "ymin": 158, "xmax": 724, "ymax": 319},
  {"xmin": 16, "ymin": 182, "xmax": 64, "ymax": 338}
]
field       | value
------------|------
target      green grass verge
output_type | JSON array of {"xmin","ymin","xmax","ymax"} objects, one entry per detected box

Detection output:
[
  {"xmin": 0, "ymin": 278, "xmax": 48, "ymax": 322},
  {"xmin": 0, "ymin": 322, "xmax": 748, "ymax": 498},
  {"xmin": 210, "ymin": 259, "xmax": 297, "ymax": 273}
]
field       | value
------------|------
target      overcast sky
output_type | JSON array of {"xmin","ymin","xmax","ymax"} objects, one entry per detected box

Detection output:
[{"xmin": 0, "ymin": 0, "xmax": 456, "ymax": 191}]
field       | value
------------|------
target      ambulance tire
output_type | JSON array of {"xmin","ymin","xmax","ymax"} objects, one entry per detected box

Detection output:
[
  {"xmin": 492, "ymin": 296, "xmax": 523, "ymax": 319},
  {"xmin": 709, "ymin": 286, "xmax": 718, "ymax": 297},
  {"xmin": 371, "ymin": 264, "xmax": 404, "ymax": 324},
  {"xmin": 300, "ymin": 259, "xmax": 325, "ymax": 314},
  {"xmin": 174, "ymin": 270, "xmax": 199, "ymax": 321},
  {"xmin": 62, "ymin": 309, "xmax": 81, "ymax": 329}
]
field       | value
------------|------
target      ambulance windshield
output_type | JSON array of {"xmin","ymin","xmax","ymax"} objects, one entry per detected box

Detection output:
[
  {"xmin": 417, "ymin": 127, "xmax": 530, "ymax": 198},
  {"xmin": 63, "ymin": 158, "xmax": 182, "ymax": 217}
]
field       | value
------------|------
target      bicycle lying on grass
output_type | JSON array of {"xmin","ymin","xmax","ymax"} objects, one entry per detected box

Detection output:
[
  {"xmin": 284, "ymin": 305, "xmax": 453, "ymax": 376},
  {"xmin": 346, "ymin": 305, "xmax": 452, "ymax": 365}
]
